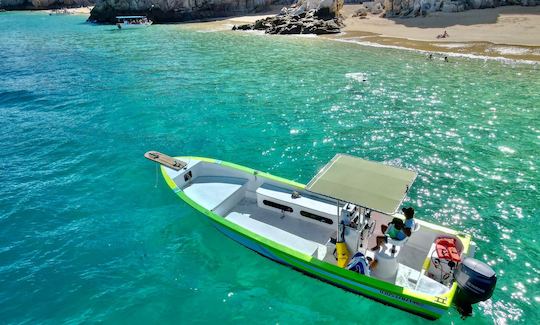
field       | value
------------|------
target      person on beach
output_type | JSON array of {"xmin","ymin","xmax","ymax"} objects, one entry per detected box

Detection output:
[{"xmin": 436, "ymin": 30, "xmax": 450, "ymax": 39}]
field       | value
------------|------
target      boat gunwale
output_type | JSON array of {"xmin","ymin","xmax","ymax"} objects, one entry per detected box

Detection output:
[{"xmin": 160, "ymin": 156, "xmax": 466, "ymax": 314}]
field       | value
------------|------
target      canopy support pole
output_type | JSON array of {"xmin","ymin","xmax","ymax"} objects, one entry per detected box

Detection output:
[{"xmin": 336, "ymin": 199, "xmax": 340, "ymax": 240}]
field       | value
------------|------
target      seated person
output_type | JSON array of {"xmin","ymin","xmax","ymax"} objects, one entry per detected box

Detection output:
[
  {"xmin": 402, "ymin": 206, "xmax": 416, "ymax": 237},
  {"xmin": 370, "ymin": 218, "xmax": 406, "ymax": 251},
  {"xmin": 347, "ymin": 252, "xmax": 377, "ymax": 276}
]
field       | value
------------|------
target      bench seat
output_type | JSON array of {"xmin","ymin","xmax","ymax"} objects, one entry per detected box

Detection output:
[
  {"xmin": 225, "ymin": 211, "xmax": 327, "ymax": 259},
  {"xmin": 183, "ymin": 176, "xmax": 247, "ymax": 211},
  {"xmin": 256, "ymin": 184, "xmax": 337, "ymax": 216}
]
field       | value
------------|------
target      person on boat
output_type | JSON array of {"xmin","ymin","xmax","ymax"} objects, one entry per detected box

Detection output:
[
  {"xmin": 370, "ymin": 218, "xmax": 407, "ymax": 251},
  {"xmin": 347, "ymin": 252, "xmax": 377, "ymax": 276},
  {"xmin": 402, "ymin": 206, "xmax": 416, "ymax": 237}
]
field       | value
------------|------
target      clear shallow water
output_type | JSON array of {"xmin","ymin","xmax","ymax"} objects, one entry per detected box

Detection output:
[{"xmin": 0, "ymin": 11, "xmax": 539, "ymax": 324}]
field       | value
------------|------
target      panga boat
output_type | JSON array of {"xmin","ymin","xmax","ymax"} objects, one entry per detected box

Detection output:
[
  {"xmin": 116, "ymin": 16, "xmax": 152, "ymax": 29},
  {"xmin": 145, "ymin": 152, "xmax": 496, "ymax": 320}
]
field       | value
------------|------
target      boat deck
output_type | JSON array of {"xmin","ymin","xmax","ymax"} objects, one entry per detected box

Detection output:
[
  {"xmin": 161, "ymin": 157, "xmax": 457, "ymax": 302},
  {"xmin": 227, "ymin": 198, "xmax": 334, "ymax": 245}
]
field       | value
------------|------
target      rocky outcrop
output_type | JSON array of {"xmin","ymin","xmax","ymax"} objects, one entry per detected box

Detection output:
[
  {"xmin": 352, "ymin": 1, "xmax": 383, "ymax": 17},
  {"xmin": 233, "ymin": 0, "xmax": 344, "ymax": 34},
  {"xmin": 88, "ymin": 0, "xmax": 274, "ymax": 23},
  {"xmin": 383, "ymin": 0, "xmax": 538, "ymax": 17},
  {"xmin": 0, "ymin": 0, "xmax": 93, "ymax": 10}
]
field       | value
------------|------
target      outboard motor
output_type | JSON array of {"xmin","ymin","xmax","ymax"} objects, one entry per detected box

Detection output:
[{"xmin": 454, "ymin": 257, "xmax": 497, "ymax": 317}]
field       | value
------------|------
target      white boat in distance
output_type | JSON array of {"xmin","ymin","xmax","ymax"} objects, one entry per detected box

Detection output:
[{"xmin": 116, "ymin": 16, "xmax": 152, "ymax": 29}]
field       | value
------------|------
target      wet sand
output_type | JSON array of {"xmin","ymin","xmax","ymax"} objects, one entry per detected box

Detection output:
[{"xmin": 196, "ymin": 5, "xmax": 540, "ymax": 62}]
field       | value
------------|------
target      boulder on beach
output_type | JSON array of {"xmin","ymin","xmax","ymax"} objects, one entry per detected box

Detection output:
[
  {"xmin": 383, "ymin": 0, "xmax": 538, "ymax": 18},
  {"xmin": 233, "ymin": 0, "xmax": 344, "ymax": 35}
]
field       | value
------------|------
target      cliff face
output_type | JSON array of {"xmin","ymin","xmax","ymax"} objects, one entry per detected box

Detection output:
[
  {"xmin": 383, "ymin": 0, "xmax": 538, "ymax": 17},
  {"xmin": 88, "ymin": 0, "xmax": 274, "ymax": 23},
  {"xmin": 0, "ymin": 0, "xmax": 94, "ymax": 10}
]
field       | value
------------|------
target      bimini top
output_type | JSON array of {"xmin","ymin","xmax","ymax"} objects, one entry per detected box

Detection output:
[{"xmin": 306, "ymin": 154, "xmax": 417, "ymax": 214}]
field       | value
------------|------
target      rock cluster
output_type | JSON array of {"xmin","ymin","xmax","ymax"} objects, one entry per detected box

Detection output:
[
  {"xmin": 233, "ymin": 0, "xmax": 344, "ymax": 34},
  {"xmin": 351, "ymin": 1, "xmax": 383, "ymax": 18},
  {"xmin": 383, "ymin": 0, "xmax": 538, "ymax": 17},
  {"xmin": 0, "ymin": 0, "xmax": 93, "ymax": 10}
]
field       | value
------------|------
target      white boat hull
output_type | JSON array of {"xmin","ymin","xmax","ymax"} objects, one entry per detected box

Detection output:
[{"xmin": 117, "ymin": 22, "xmax": 152, "ymax": 29}]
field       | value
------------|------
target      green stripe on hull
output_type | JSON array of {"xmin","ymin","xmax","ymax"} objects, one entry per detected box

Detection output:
[
  {"xmin": 160, "ymin": 157, "xmax": 453, "ymax": 319},
  {"xmin": 210, "ymin": 217, "xmax": 445, "ymax": 319}
]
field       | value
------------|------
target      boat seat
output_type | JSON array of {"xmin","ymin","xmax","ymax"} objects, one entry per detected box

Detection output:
[
  {"xmin": 225, "ymin": 211, "xmax": 327, "ymax": 260},
  {"xmin": 382, "ymin": 219, "xmax": 421, "ymax": 254},
  {"xmin": 183, "ymin": 176, "xmax": 247, "ymax": 211},
  {"xmin": 256, "ymin": 184, "xmax": 337, "ymax": 216}
]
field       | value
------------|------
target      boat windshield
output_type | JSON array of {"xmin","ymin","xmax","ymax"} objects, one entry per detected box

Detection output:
[
  {"xmin": 305, "ymin": 154, "xmax": 417, "ymax": 214},
  {"xmin": 116, "ymin": 16, "xmax": 148, "ymax": 22}
]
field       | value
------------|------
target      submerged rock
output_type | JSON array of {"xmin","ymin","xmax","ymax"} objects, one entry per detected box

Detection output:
[{"xmin": 233, "ymin": 0, "xmax": 344, "ymax": 35}]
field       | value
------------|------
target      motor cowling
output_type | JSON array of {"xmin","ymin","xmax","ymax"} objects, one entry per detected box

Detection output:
[{"xmin": 453, "ymin": 257, "xmax": 497, "ymax": 317}]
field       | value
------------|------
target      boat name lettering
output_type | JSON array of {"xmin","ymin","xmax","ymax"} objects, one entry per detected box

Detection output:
[{"xmin": 378, "ymin": 290, "xmax": 422, "ymax": 306}]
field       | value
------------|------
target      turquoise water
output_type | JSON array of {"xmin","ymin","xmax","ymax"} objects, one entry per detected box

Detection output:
[{"xmin": 1, "ymin": 11, "xmax": 539, "ymax": 324}]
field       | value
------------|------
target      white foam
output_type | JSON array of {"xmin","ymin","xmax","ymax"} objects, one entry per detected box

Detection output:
[
  {"xmin": 488, "ymin": 46, "xmax": 530, "ymax": 55},
  {"xmin": 498, "ymin": 146, "xmax": 516, "ymax": 154},
  {"xmin": 333, "ymin": 38, "xmax": 539, "ymax": 65},
  {"xmin": 345, "ymin": 72, "xmax": 368, "ymax": 82},
  {"xmin": 432, "ymin": 43, "xmax": 473, "ymax": 49}
]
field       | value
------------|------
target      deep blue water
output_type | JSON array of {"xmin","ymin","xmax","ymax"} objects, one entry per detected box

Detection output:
[{"xmin": 0, "ymin": 11, "xmax": 539, "ymax": 324}]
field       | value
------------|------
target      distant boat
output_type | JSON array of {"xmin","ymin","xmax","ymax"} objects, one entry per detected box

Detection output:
[
  {"xmin": 145, "ymin": 152, "xmax": 497, "ymax": 319},
  {"xmin": 116, "ymin": 16, "xmax": 152, "ymax": 29}
]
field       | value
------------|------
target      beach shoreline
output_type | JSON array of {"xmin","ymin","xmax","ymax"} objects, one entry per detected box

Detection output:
[
  {"xmin": 21, "ymin": 4, "xmax": 540, "ymax": 62},
  {"xmin": 45, "ymin": 6, "xmax": 93, "ymax": 15},
  {"xmin": 189, "ymin": 5, "xmax": 540, "ymax": 62}
]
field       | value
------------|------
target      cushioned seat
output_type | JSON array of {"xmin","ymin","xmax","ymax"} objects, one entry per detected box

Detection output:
[
  {"xmin": 183, "ymin": 176, "xmax": 247, "ymax": 211},
  {"xmin": 225, "ymin": 211, "xmax": 327, "ymax": 259},
  {"xmin": 256, "ymin": 184, "xmax": 337, "ymax": 215}
]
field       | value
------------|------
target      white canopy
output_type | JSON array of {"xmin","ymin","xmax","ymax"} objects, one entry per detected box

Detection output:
[{"xmin": 306, "ymin": 154, "xmax": 417, "ymax": 214}]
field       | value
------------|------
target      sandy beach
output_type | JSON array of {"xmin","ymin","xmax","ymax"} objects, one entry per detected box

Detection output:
[
  {"xmin": 341, "ymin": 5, "xmax": 540, "ymax": 46},
  {"xmin": 213, "ymin": 5, "xmax": 540, "ymax": 62},
  {"xmin": 46, "ymin": 6, "xmax": 93, "ymax": 15}
]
